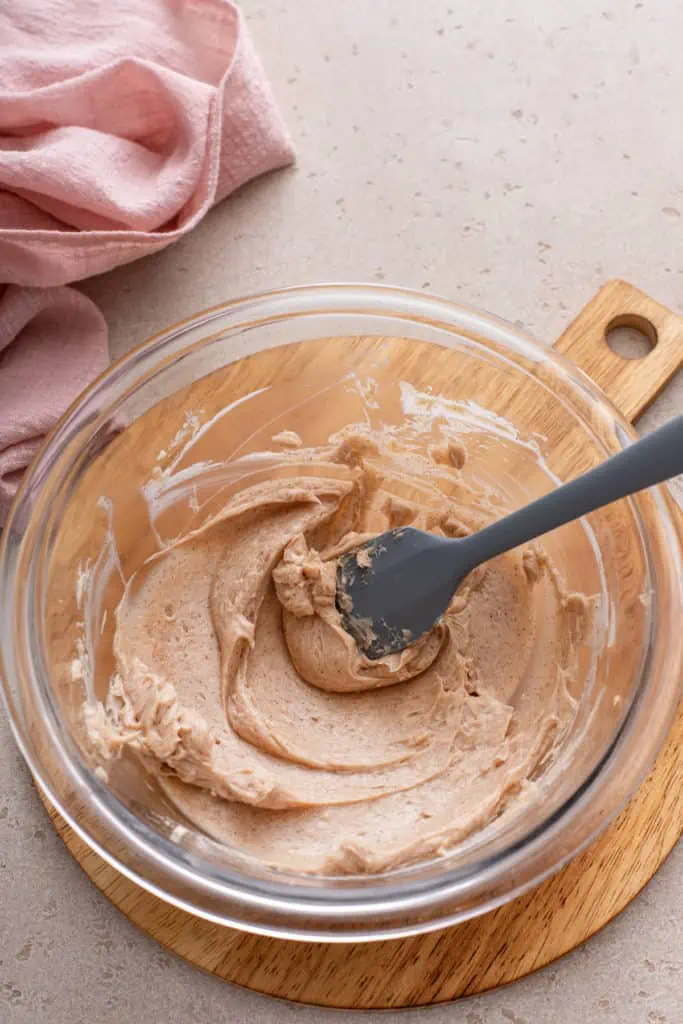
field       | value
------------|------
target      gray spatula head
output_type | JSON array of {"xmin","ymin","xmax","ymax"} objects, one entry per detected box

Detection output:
[
  {"xmin": 336, "ymin": 528, "xmax": 464, "ymax": 659},
  {"xmin": 336, "ymin": 410, "xmax": 683, "ymax": 659}
]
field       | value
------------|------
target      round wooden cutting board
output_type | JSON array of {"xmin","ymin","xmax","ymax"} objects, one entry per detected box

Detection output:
[{"xmin": 39, "ymin": 280, "xmax": 682, "ymax": 1009}]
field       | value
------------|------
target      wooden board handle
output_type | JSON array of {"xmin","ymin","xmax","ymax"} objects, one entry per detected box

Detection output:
[{"xmin": 554, "ymin": 279, "xmax": 683, "ymax": 424}]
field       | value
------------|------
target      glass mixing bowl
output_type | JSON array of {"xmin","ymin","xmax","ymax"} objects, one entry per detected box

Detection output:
[{"xmin": 1, "ymin": 284, "xmax": 681, "ymax": 941}]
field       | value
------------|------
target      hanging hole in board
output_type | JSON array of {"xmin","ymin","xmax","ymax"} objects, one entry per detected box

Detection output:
[{"xmin": 605, "ymin": 314, "xmax": 657, "ymax": 360}]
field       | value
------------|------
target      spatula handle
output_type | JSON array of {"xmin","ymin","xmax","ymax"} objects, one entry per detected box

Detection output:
[{"xmin": 463, "ymin": 414, "xmax": 683, "ymax": 567}]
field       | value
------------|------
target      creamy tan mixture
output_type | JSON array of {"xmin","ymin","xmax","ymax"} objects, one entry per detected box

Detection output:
[{"xmin": 87, "ymin": 428, "xmax": 590, "ymax": 875}]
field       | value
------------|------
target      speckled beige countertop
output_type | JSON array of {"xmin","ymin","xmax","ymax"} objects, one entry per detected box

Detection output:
[{"xmin": 1, "ymin": 1, "xmax": 681, "ymax": 1020}]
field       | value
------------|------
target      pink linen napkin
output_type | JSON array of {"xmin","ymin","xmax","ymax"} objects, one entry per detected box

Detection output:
[
  {"xmin": 0, "ymin": 285, "xmax": 109, "ymax": 521},
  {"xmin": 0, "ymin": 0, "xmax": 294, "ymax": 525}
]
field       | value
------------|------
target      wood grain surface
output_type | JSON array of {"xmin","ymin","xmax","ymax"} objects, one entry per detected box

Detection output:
[{"xmin": 39, "ymin": 280, "xmax": 683, "ymax": 1008}]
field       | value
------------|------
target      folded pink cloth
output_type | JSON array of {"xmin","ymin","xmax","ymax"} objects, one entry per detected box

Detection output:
[
  {"xmin": 0, "ymin": 0, "xmax": 294, "ymax": 284},
  {"xmin": 0, "ymin": 0, "xmax": 294, "ymax": 525},
  {"xmin": 0, "ymin": 285, "xmax": 109, "ymax": 523}
]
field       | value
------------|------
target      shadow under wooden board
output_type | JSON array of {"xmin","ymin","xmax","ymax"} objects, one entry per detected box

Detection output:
[{"xmin": 38, "ymin": 281, "xmax": 682, "ymax": 1009}]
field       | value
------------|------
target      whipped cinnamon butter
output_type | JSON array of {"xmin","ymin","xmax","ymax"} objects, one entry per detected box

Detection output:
[{"xmin": 86, "ymin": 424, "xmax": 591, "ymax": 875}]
